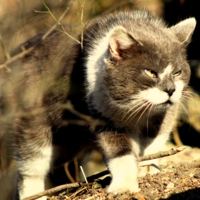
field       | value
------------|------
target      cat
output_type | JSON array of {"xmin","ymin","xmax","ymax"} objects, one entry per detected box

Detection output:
[{"xmin": 0, "ymin": 9, "xmax": 196, "ymax": 200}]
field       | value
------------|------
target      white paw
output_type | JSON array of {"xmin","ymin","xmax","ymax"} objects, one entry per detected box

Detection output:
[
  {"xmin": 107, "ymin": 180, "xmax": 139, "ymax": 194},
  {"xmin": 107, "ymin": 155, "xmax": 139, "ymax": 194}
]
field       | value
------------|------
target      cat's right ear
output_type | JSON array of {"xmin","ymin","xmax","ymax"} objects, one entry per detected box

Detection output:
[
  {"xmin": 109, "ymin": 26, "xmax": 141, "ymax": 60},
  {"xmin": 170, "ymin": 18, "xmax": 196, "ymax": 45}
]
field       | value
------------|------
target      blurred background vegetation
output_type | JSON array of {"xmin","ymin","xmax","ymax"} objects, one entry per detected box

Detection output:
[{"xmin": 0, "ymin": 0, "xmax": 200, "ymax": 195}]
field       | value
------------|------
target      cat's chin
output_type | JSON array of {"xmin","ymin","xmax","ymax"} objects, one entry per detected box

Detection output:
[{"xmin": 154, "ymin": 100, "xmax": 173, "ymax": 111}]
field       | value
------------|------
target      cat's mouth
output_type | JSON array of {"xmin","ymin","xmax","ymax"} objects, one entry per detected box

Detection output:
[
  {"xmin": 164, "ymin": 100, "xmax": 173, "ymax": 105},
  {"xmin": 154, "ymin": 100, "xmax": 173, "ymax": 110}
]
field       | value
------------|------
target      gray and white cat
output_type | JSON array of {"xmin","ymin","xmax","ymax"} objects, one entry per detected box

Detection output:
[{"xmin": 0, "ymin": 9, "xmax": 196, "ymax": 199}]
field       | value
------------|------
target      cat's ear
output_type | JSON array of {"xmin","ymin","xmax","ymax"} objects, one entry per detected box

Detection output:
[
  {"xmin": 109, "ymin": 26, "xmax": 142, "ymax": 59},
  {"xmin": 170, "ymin": 18, "xmax": 196, "ymax": 45}
]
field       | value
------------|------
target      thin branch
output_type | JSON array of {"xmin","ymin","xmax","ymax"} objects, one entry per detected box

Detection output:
[
  {"xmin": 0, "ymin": 102, "xmax": 106, "ymax": 133},
  {"xmin": 22, "ymin": 182, "xmax": 84, "ymax": 200},
  {"xmin": 139, "ymin": 146, "xmax": 186, "ymax": 162},
  {"xmin": 35, "ymin": 0, "xmax": 81, "ymax": 44},
  {"xmin": 0, "ymin": 46, "xmax": 34, "ymax": 71},
  {"xmin": 0, "ymin": 0, "xmax": 76, "ymax": 71},
  {"xmin": 0, "ymin": 33, "xmax": 10, "ymax": 60},
  {"xmin": 74, "ymin": 157, "xmax": 79, "ymax": 182},
  {"xmin": 80, "ymin": 166, "xmax": 88, "ymax": 184},
  {"xmin": 68, "ymin": 185, "xmax": 89, "ymax": 199},
  {"xmin": 78, "ymin": 0, "xmax": 86, "ymax": 49},
  {"xmin": 64, "ymin": 162, "xmax": 76, "ymax": 183}
]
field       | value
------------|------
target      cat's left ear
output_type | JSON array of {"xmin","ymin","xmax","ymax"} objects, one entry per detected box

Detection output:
[
  {"xmin": 170, "ymin": 18, "xmax": 196, "ymax": 45},
  {"xmin": 109, "ymin": 26, "xmax": 142, "ymax": 60}
]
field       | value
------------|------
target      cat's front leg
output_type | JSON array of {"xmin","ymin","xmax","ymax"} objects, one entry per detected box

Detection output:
[
  {"xmin": 98, "ymin": 131, "xmax": 140, "ymax": 194},
  {"xmin": 15, "ymin": 119, "xmax": 53, "ymax": 200},
  {"xmin": 17, "ymin": 144, "xmax": 52, "ymax": 200}
]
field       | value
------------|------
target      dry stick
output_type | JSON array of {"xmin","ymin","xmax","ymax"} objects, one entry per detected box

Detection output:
[
  {"xmin": 78, "ymin": 0, "xmax": 86, "ymax": 49},
  {"xmin": 64, "ymin": 162, "xmax": 76, "ymax": 183},
  {"xmin": 0, "ymin": 101, "xmax": 103, "ymax": 124},
  {"xmin": 74, "ymin": 157, "xmax": 79, "ymax": 182},
  {"xmin": 22, "ymin": 182, "xmax": 84, "ymax": 200},
  {"xmin": 138, "ymin": 146, "xmax": 186, "ymax": 162},
  {"xmin": 0, "ymin": 33, "xmax": 10, "ymax": 60},
  {"xmin": 173, "ymin": 127, "xmax": 183, "ymax": 146},
  {"xmin": 69, "ymin": 185, "xmax": 88, "ymax": 199},
  {"xmin": 80, "ymin": 166, "xmax": 88, "ymax": 184},
  {"xmin": 0, "ymin": 0, "xmax": 76, "ymax": 71},
  {"xmin": 22, "ymin": 146, "xmax": 186, "ymax": 200},
  {"xmin": 38, "ymin": 0, "xmax": 80, "ymax": 44}
]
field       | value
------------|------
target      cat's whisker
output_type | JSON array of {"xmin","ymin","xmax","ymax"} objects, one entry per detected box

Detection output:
[
  {"xmin": 124, "ymin": 100, "xmax": 147, "ymax": 124},
  {"xmin": 184, "ymin": 88, "xmax": 199, "ymax": 97},
  {"xmin": 179, "ymin": 100, "xmax": 190, "ymax": 118},
  {"xmin": 146, "ymin": 103, "xmax": 154, "ymax": 132},
  {"xmin": 182, "ymin": 92, "xmax": 200, "ymax": 108},
  {"xmin": 183, "ymin": 90, "xmax": 199, "ymax": 99},
  {"xmin": 134, "ymin": 101, "xmax": 152, "ymax": 127},
  {"xmin": 121, "ymin": 99, "xmax": 142, "ymax": 122},
  {"xmin": 125, "ymin": 100, "xmax": 149, "ymax": 125}
]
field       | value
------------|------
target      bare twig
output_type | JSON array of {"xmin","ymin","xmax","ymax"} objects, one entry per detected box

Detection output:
[
  {"xmin": 0, "ymin": 45, "xmax": 36, "ymax": 71},
  {"xmin": 0, "ymin": 101, "xmax": 105, "ymax": 125},
  {"xmin": 69, "ymin": 185, "xmax": 88, "ymax": 199},
  {"xmin": 139, "ymin": 146, "xmax": 186, "ymax": 162},
  {"xmin": 0, "ymin": 33, "xmax": 10, "ymax": 60},
  {"xmin": 0, "ymin": 0, "xmax": 76, "ymax": 71},
  {"xmin": 78, "ymin": 0, "xmax": 86, "ymax": 49},
  {"xmin": 22, "ymin": 182, "xmax": 83, "ymax": 200},
  {"xmin": 64, "ymin": 162, "xmax": 76, "ymax": 183},
  {"xmin": 74, "ymin": 157, "xmax": 79, "ymax": 182},
  {"xmin": 35, "ymin": 0, "xmax": 80, "ymax": 44},
  {"xmin": 80, "ymin": 166, "xmax": 88, "ymax": 184},
  {"xmin": 173, "ymin": 127, "xmax": 183, "ymax": 146}
]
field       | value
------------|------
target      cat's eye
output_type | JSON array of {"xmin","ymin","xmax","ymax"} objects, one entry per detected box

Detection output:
[
  {"xmin": 144, "ymin": 69, "xmax": 157, "ymax": 78},
  {"xmin": 173, "ymin": 70, "xmax": 182, "ymax": 77}
]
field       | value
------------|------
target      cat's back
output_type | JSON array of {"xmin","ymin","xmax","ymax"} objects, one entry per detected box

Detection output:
[{"xmin": 0, "ymin": 29, "xmax": 82, "ymax": 116}]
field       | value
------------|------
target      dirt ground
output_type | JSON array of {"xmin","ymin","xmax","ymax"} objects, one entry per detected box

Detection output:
[{"xmin": 40, "ymin": 147, "xmax": 200, "ymax": 200}]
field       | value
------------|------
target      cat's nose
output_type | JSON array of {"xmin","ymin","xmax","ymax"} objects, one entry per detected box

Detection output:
[{"xmin": 164, "ymin": 88, "xmax": 175, "ymax": 97}]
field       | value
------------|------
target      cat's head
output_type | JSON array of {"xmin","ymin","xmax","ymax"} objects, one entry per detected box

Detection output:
[{"xmin": 86, "ymin": 11, "xmax": 196, "ymax": 116}]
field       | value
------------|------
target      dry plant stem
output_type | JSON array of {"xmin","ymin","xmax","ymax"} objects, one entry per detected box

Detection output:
[
  {"xmin": 74, "ymin": 157, "xmax": 79, "ymax": 182},
  {"xmin": 38, "ymin": 0, "xmax": 81, "ymax": 44},
  {"xmin": 0, "ymin": 33, "xmax": 10, "ymax": 60},
  {"xmin": 139, "ymin": 146, "xmax": 186, "ymax": 162},
  {"xmin": 78, "ymin": 0, "xmax": 86, "ymax": 49},
  {"xmin": 173, "ymin": 127, "xmax": 183, "ymax": 146},
  {"xmin": 22, "ymin": 147, "xmax": 187, "ymax": 200},
  {"xmin": 69, "ymin": 186, "xmax": 88, "ymax": 199},
  {"xmin": 0, "ymin": 46, "xmax": 34, "ymax": 71},
  {"xmin": 80, "ymin": 166, "xmax": 88, "ymax": 184},
  {"xmin": 22, "ymin": 182, "xmax": 84, "ymax": 200},
  {"xmin": 0, "ymin": 0, "xmax": 76, "ymax": 71},
  {"xmin": 64, "ymin": 162, "xmax": 76, "ymax": 183},
  {"xmin": 0, "ymin": 101, "xmax": 105, "ymax": 126}
]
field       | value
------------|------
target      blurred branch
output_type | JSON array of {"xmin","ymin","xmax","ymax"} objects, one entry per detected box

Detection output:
[
  {"xmin": 35, "ymin": 0, "xmax": 81, "ymax": 44},
  {"xmin": 64, "ymin": 162, "xmax": 76, "ymax": 183},
  {"xmin": 0, "ymin": 33, "xmax": 10, "ymax": 60},
  {"xmin": 0, "ymin": 101, "xmax": 106, "ymax": 130},
  {"xmin": 0, "ymin": 0, "xmax": 77, "ymax": 72},
  {"xmin": 78, "ymin": 0, "xmax": 85, "ymax": 49}
]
